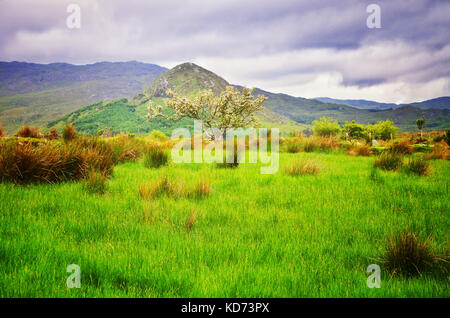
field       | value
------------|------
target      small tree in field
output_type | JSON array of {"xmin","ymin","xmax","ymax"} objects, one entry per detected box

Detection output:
[
  {"xmin": 416, "ymin": 117, "xmax": 425, "ymax": 139},
  {"xmin": 312, "ymin": 117, "xmax": 341, "ymax": 137},
  {"xmin": 147, "ymin": 86, "xmax": 267, "ymax": 136}
]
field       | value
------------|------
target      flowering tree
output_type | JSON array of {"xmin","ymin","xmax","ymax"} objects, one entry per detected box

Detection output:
[{"xmin": 147, "ymin": 86, "xmax": 267, "ymax": 136}]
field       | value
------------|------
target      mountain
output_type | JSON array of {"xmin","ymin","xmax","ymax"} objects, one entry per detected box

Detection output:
[
  {"xmin": 408, "ymin": 97, "xmax": 450, "ymax": 110},
  {"xmin": 314, "ymin": 96, "xmax": 450, "ymax": 110},
  {"xmin": 3, "ymin": 61, "xmax": 449, "ymax": 135},
  {"xmin": 0, "ymin": 61, "xmax": 167, "ymax": 133},
  {"xmin": 48, "ymin": 62, "xmax": 305, "ymax": 135},
  {"xmin": 314, "ymin": 97, "xmax": 398, "ymax": 110},
  {"xmin": 143, "ymin": 62, "xmax": 228, "ymax": 97}
]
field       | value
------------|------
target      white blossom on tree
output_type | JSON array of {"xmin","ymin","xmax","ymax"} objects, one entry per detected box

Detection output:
[{"xmin": 147, "ymin": 86, "xmax": 267, "ymax": 136}]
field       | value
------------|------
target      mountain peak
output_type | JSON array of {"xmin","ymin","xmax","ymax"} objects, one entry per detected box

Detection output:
[{"xmin": 142, "ymin": 62, "xmax": 229, "ymax": 97}]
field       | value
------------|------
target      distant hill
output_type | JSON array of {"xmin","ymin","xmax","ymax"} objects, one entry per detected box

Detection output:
[
  {"xmin": 2, "ymin": 61, "xmax": 449, "ymax": 135},
  {"xmin": 258, "ymin": 90, "xmax": 449, "ymax": 131},
  {"xmin": 0, "ymin": 61, "xmax": 167, "ymax": 133},
  {"xmin": 314, "ymin": 97, "xmax": 398, "ymax": 110},
  {"xmin": 48, "ymin": 63, "xmax": 304, "ymax": 135},
  {"xmin": 408, "ymin": 97, "xmax": 450, "ymax": 110},
  {"xmin": 314, "ymin": 96, "xmax": 450, "ymax": 110}
]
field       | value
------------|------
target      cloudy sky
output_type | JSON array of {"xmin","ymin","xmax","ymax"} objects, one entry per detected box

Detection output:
[{"xmin": 0, "ymin": 0, "xmax": 449, "ymax": 103}]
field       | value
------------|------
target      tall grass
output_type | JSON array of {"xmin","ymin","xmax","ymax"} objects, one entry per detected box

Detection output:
[
  {"xmin": 374, "ymin": 153, "xmax": 403, "ymax": 171},
  {"xmin": 284, "ymin": 158, "xmax": 320, "ymax": 176},
  {"xmin": 143, "ymin": 146, "xmax": 168, "ymax": 168},
  {"xmin": 404, "ymin": 157, "xmax": 431, "ymax": 176},
  {"xmin": 63, "ymin": 123, "xmax": 76, "ymax": 141},
  {"xmin": 381, "ymin": 231, "xmax": 448, "ymax": 277},
  {"xmin": 14, "ymin": 125, "xmax": 42, "ymax": 138}
]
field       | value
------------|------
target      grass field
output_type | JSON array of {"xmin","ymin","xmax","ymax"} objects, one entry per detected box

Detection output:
[{"xmin": 0, "ymin": 151, "xmax": 448, "ymax": 297}]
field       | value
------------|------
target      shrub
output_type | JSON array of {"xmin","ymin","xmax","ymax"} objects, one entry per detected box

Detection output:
[
  {"xmin": 316, "ymin": 136, "xmax": 340, "ymax": 151},
  {"xmin": 72, "ymin": 137, "xmax": 114, "ymax": 176},
  {"xmin": 344, "ymin": 120, "xmax": 367, "ymax": 139},
  {"xmin": 44, "ymin": 128, "xmax": 59, "ymax": 140},
  {"xmin": 404, "ymin": 157, "xmax": 431, "ymax": 176},
  {"xmin": 367, "ymin": 120, "xmax": 398, "ymax": 140},
  {"xmin": 348, "ymin": 145, "xmax": 372, "ymax": 156},
  {"xmin": 84, "ymin": 169, "xmax": 107, "ymax": 194},
  {"xmin": 284, "ymin": 159, "xmax": 320, "ymax": 176},
  {"xmin": 15, "ymin": 125, "xmax": 42, "ymax": 138},
  {"xmin": 149, "ymin": 130, "xmax": 169, "ymax": 141},
  {"xmin": 143, "ymin": 146, "xmax": 168, "ymax": 168},
  {"xmin": 374, "ymin": 153, "xmax": 403, "ymax": 171},
  {"xmin": 286, "ymin": 139, "xmax": 302, "ymax": 153},
  {"xmin": 390, "ymin": 139, "xmax": 413, "ymax": 155},
  {"xmin": 63, "ymin": 123, "xmax": 76, "ymax": 141},
  {"xmin": 381, "ymin": 231, "xmax": 447, "ymax": 277},
  {"xmin": 110, "ymin": 136, "xmax": 144, "ymax": 164},
  {"xmin": 312, "ymin": 117, "xmax": 341, "ymax": 137},
  {"xmin": 0, "ymin": 141, "xmax": 86, "ymax": 184},
  {"xmin": 303, "ymin": 138, "xmax": 317, "ymax": 153},
  {"xmin": 424, "ymin": 144, "xmax": 448, "ymax": 160}
]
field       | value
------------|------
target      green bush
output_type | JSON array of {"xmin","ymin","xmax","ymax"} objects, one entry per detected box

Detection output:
[
  {"xmin": 374, "ymin": 153, "xmax": 403, "ymax": 171},
  {"xmin": 143, "ymin": 146, "xmax": 168, "ymax": 168},
  {"xmin": 367, "ymin": 120, "xmax": 398, "ymax": 140},
  {"xmin": 149, "ymin": 130, "xmax": 169, "ymax": 141},
  {"xmin": 312, "ymin": 117, "xmax": 341, "ymax": 137},
  {"xmin": 344, "ymin": 120, "xmax": 367, "ymax": 139},
  {"xmin": 404, "ymin": 157, "xmax": 431, "ymax": 176}
]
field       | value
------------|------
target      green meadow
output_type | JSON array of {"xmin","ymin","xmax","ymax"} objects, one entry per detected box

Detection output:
[{"xmin": 0, "ymin": 151, "xmax": 448, "ymax": 297}]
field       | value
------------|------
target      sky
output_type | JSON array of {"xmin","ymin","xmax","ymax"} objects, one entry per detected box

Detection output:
[{"xmin": 0, "ymin": 0, "xmax": 449, "ymax": 103}]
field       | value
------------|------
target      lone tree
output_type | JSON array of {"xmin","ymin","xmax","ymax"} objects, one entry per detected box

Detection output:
[
  {"xmin": 416, "ymin": 117, "xmax": 426, "ymax": 139},
  {"xmin": 147, "ymin": 86, "xmax": 267, "ymax": 137}
]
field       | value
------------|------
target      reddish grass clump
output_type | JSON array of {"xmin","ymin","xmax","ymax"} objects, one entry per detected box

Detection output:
[
  {"xmin": 374, "ymin": 153, "xmax": 403, "ymax": 171},
  {"xmin": 381, "ymin": 231, "xmax": 449, "ymax": 277},
  {"xmin": 0, "ymin": 141, "xmax": 86, "ymax": 184},
  {"xmin": 0, "ymin": 124, "xmax": 4, "ymax": 138},
  {"xmin": 189, "ymin": 179, "xmax": 211, "ymax": 199},
  {"xmin": 424, "ymin": 144, "xmax": 448, "ymax": 160},
  {"xmin": 284, "ymin": 159, "xmax": 320, "ymax": 176},
  {"xmin": 390, "ymin": 139, "xmax": 413, "ymax": 155},
  {"xmin": 0, "ymin": 137, "xmax": 114, "ymax": 184},
  {"xmin": 15, "ymin": 125, "xmax": 42, "ymax": 138},
  {"xmin": 44, "ymin": 128, "xmax": 59, "ymax": 140},
  {"xmin": 348, "ymin": 145, "xmax": 372, "ymax": 156},
  {"xmin": 63, "ymin": 123, "xmax": 77, "ymax": 141}
]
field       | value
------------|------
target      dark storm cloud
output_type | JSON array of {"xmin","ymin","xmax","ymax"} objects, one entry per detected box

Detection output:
[{"xmin": 0, "ymin": 0, "xmax": 448, "ymax": 102}]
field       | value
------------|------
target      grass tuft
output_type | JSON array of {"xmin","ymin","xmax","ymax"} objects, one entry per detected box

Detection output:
[
  {"xmin": 284, "ymin": 158, "xmax": 320, "ymax": 176},
  {"xmin": 374, "ymin": 153, "xmax": 403, "ymax": 171},
  {"xmin": 404, "ymin": 157, "xmax": 431, "ymax": 176},
  {"xmin": 381, "ymin": 231, "xmax": 449, "ymax": 277},
  {"xmin": 84, "ymin": 169, "xmax": 107, "ymax": 194},
  {"xmin": 143, "ymin": 146, "xmax": 168, "ymax": 168}
]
